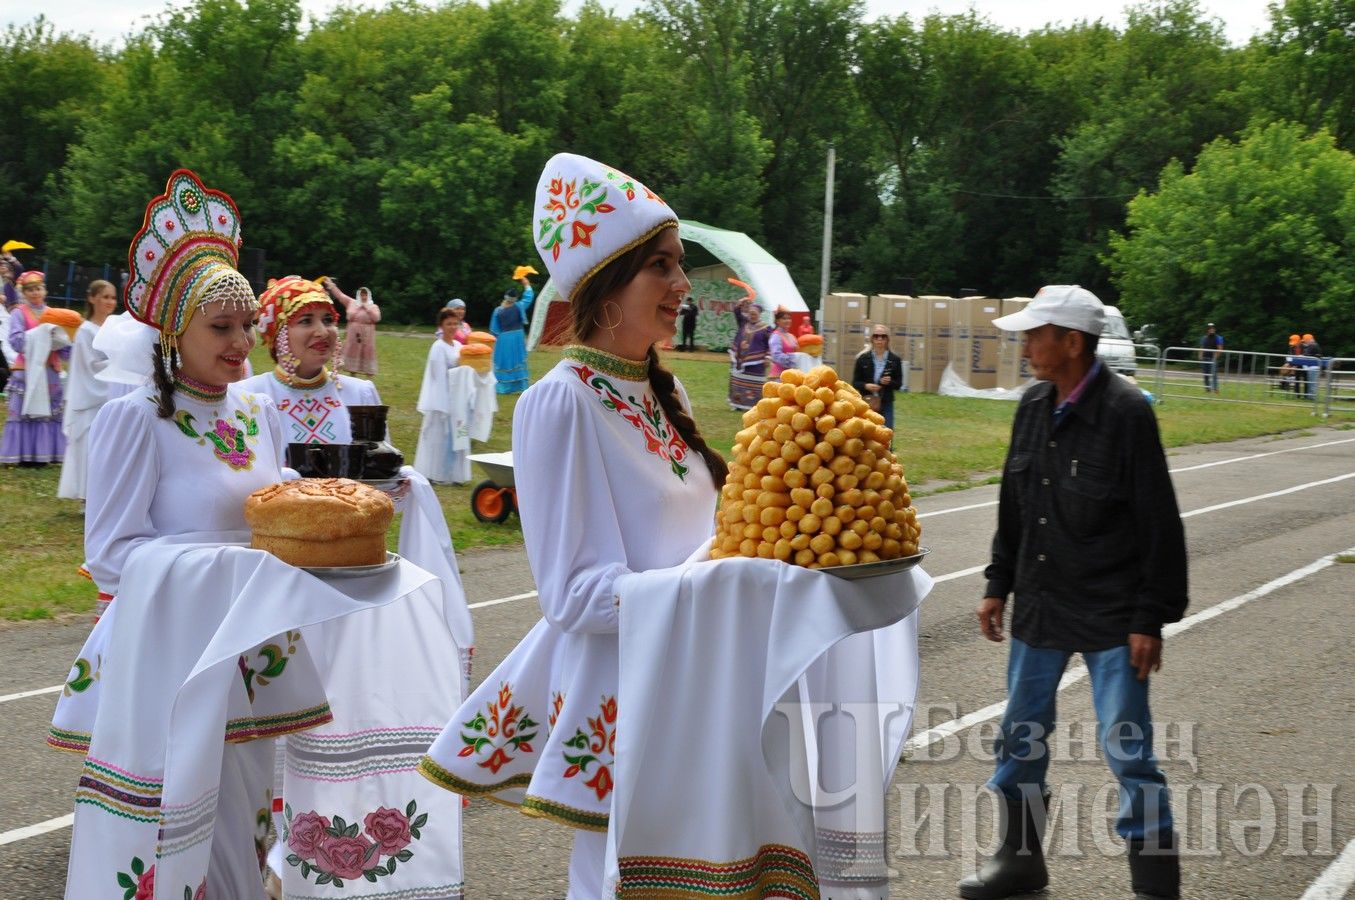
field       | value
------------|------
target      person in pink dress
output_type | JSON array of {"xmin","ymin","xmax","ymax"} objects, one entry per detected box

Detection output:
[
  {"xmin": 767, "ymin": 306, "xmax": 800, "ymax": 377},
  {"xmin": 327, "ymin": 280, "xmax": 380, "ymax": 376}
]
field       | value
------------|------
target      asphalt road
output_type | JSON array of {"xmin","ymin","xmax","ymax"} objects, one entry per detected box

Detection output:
[{"xmin": 2, "ymin": 427, "xmax": 1352, "ymax": 899}]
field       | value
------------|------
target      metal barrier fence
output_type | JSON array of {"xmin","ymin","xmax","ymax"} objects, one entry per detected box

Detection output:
[
  {"xmin": 1324, "ymin": 358, "xmax": 1355, "ymax": 417},
  {"xmin": 1153, "ymin": 346, "xmax": 1326, "ymax": 414},
  {"xmin": 9, "ymin": 248, "xmax": 266, "ymax": 305}
]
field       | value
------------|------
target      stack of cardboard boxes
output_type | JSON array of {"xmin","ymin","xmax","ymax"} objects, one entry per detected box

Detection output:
[
  {"xmin": 819, "ymin": 293, "xmax": 1034, "ymax": 392},
  {"xmin": 819, "ymin": 293, "xmax": 869, "ymax": 375}
]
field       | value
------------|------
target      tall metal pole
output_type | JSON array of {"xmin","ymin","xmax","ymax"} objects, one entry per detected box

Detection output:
[{"xmin": 819, "ymin": 144, "xmax": 835, "ymax": 309}]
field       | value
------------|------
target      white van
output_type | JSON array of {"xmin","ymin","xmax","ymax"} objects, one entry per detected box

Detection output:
[{"xmin": 1098, "ymin": 306, "xmax": 1137, "ymax": 376}]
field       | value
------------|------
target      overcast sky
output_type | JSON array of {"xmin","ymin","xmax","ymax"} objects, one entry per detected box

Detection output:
[{"xmin": 5, "ymin": 0, "xmax": 1274, "ymax": 48}]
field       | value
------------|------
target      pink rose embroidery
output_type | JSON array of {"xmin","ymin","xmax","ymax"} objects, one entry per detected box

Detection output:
[
  {"xmin": 287, "ymin": 811, "xmax": 331, "ymax": 861},
  {"xmin": 313, "ymin": 834, "xmax": 374, "ymax": 881},
  {"xmin": 363, "ymin": 807, "xmax": 412, "ymax": 856},
  {"xmin": 134, "ymin": 865, "xmax": 155, "ymax": 900}
]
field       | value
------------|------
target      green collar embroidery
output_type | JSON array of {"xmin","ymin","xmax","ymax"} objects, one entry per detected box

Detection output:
[{"xmin": 562, "ymin": 345, "xmax": 650, "ymax": 381}]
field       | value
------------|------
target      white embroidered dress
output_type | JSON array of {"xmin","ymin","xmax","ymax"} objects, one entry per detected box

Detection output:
[
  {"xmin": 241, "ymin": 365, "xmax": 473, "ymax": 899},
  {"xmin": 238, "ymin": 369, "xmax": 380, "ymax": 444},
  {"xmin": 57, "ymin": 320, "xmax": 110, "ymax": 499},
  {"xmin": 419, "ymin": 352, "xmax": 716, "ymax": 830},
  {"xmin": 52, "ymin": 383, "xmax": 296, "ymax": 898}
]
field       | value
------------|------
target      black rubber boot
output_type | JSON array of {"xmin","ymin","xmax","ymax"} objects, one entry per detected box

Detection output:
[
  {"xmin": 957, "ymin": 791, "xmax": 1049, "ymax": 899},
  {"xmin": 1128, "ymin": 832, "xmax": 1180, "ymax": 899}
]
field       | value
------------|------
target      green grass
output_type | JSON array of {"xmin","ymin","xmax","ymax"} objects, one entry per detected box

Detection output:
[{"xmin": 2, "ymin": 334, "xmax": 1352, "ymax": 619}]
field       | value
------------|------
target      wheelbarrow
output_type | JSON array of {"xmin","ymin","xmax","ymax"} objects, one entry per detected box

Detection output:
[{"xmin": 468, "ymin": 451, "xmax": 517, "ymax": 523}]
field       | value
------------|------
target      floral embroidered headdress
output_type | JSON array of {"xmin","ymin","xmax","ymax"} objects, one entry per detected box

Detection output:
[
  {"xmin": 256, "ymin": 275, "xmax": 340, "ymax": 385},
  {"xmin": 16, "ymin": 270, "xmax": 45, "ymax": 287},
  {"xmin": 532, "ymin": 153, "xmax": 678, "ymax": 303},
  {"xmin": 124, "ymin": 169, "xmax": 256, "ymax": 371}
]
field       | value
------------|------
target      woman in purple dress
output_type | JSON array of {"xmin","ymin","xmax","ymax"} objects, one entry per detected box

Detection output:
[{"xmin": 0, "ymin": 270, "xmax": 71, "ymax": 465}]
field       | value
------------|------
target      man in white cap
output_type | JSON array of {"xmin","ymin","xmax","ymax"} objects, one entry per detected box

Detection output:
[{"xmin": 961, "ymin": 285, "xmax": 1188, "ymax": 900}]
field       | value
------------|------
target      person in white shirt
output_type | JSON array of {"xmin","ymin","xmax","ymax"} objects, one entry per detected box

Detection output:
[{"xmin": 57, "ymin": 279, "xmax": 118, "ymax": 500}]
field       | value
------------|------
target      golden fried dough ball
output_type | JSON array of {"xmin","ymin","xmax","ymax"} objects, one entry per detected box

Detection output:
[{"xmin": 711, "ymin": 364, "xmax": 919, "ymax": 569}]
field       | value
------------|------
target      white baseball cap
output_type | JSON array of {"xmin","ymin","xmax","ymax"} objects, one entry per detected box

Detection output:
[{"xmin": 991, "ymin": 284, "xmax": 1106, "ymax": 336}]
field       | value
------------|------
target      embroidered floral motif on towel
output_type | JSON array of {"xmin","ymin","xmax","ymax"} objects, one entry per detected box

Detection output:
[
  {"xmin": 115, "ymin": 855, "xmax": 155, "ymax": 900},
  {"xmin": 561, "ymin": 695, "xmax": 616, "ymax": 802},
  {"xmin": 457, "ymin": 681, "xmax": 539, "ymax": 775},
  {"xmin": 171, "ymin": 402, "xmax": 260, "ymax": 470},
  {"xmin": 184, "ymin": 880, "xmax": 207, "ymax": 900},
  {"xmin": 538, "ymin": 176, "xmax": 616, "ymax": 261},
  {"xmin": 616, "ymin": 844, "xmax": 819, "ymax": 899},
  {"xmin": 569, "ymin": 364, "xmax": 689, "ymax": 480},
  {"xmin": 238, "ymin": 631, "xmax": 300, "ymax": 703},
  {"xmin": 283, "ymin": 800, "xmax": 428, "ymax": 888}
]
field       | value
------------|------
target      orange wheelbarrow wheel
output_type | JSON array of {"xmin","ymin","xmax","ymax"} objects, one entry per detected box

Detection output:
[{"xmin": 471, "ymin": 480, "xmax": 516, "ymax": 523}]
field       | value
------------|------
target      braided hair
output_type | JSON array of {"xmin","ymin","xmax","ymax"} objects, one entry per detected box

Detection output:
[
  {"xmin": 150, "ymin": 346, "xmax": 179, "ymax": 419},
  {"xmin": 570, "ymin": 230, "xmax": 729, "ymax": 485}
]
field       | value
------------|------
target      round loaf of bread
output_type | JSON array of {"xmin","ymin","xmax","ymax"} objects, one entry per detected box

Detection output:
[
  {"xmin": 244, "ymin": 478, "xmax": 394, "ymax": 567},
  {"xmin": 459, "ymin": 342, "xmax": 494, "ymax": 373}
]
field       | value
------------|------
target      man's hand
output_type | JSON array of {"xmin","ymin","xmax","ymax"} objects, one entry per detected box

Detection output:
[
  {"xmin": 1129, "ymin": 633, "xmax": 1163, "ymax": 680},
  {"xmin": 978, "ymin": 597, "xmax": 1006, "ymax": 642}
]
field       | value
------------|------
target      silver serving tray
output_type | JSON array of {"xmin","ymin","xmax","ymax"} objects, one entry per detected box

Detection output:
[
  {"xmin": 302, "ymin": 551, "xmax": 400, "ymax": 578},
  {"xmin": 358, "ymin": 477, "xmax": 405, "ymax": 493},
  {"xmin": 821, "ymin": 548, "xmax": 930, "ymax": 580}
]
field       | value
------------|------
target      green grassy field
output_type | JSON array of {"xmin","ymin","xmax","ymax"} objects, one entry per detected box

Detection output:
[{"xmin": 1, "ymin": 331, "xmax": 1350, "ymax": 620}]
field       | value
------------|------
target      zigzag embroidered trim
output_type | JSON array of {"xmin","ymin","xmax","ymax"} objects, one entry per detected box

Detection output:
[
  {"xmin": 520, "ymin": 794, "xmax": 609, "ymax": 832},
  {"xmin": 415, "ymin": 756, "xmax": 533, "ymax": 796},
  {"xmin": 814, "ymin": 827, "xmax": 887, "ymax": 886},
  {"xmin": 47, "ymin": 726, "xmax": 92, "ymax": 755},
  {"xmin": 74, "ymin": 758, "xmax": 163, "ymax": 824},
  {"xmin": 158, "ymin": 787, "xmax": 219, "ymax": 857},
  {"xmin": 616, "ymin": 844, "xmax": 819, "ymax": 899},
  {"xmin": 286, "ymin": 726, "xmax": 444, "ymax": 783},
  {"xmin": 224, "ymin": 703, "xmax": 333, "ymax": 743}
]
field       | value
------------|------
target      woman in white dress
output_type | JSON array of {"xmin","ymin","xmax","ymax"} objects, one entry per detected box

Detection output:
[
  {"xmin": 418, "ymin": 153, "xmax": 727, "ymax": 897},
  {"xmin": 51, "ymin": 169, "xmax": 294, "ymax": 897},
  {"xmin": 413, "ymin": 306, "xmax": 471, "ymax": 483},
  {"xmin": 57, "ymin": 279, "xmax": 118, "ymax": 500},
  {"xmin": 238, "ymin": 275, "xmax": 380, "ymax": 444}
]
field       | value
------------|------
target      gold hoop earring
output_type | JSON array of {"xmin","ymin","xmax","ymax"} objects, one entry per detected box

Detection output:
[{"xmin": 593, "ymin": 301, "xmax": 623, "ymax": 338}]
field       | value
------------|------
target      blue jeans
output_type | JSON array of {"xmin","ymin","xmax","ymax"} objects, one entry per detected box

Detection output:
[
  {"xmin": 989, "ymin": 638, "xmax": 1173, "ymax": 842},
  {"xmin": 1201, "ymin": 359, "xmax": 1218, "ymax": 392}
]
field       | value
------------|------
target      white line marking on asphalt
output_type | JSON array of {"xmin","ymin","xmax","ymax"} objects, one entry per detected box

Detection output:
[
  {"xmin": 1306, "ymin": 840, "xmax": 1355, "ymax": 894},
  {"xmin": 1169, "ymin": 436, "xmax": 1355, "ymax": 473},
  {"xmin": 0, "ymin": 684, "xmax": 62, "ymax": 704},
  {"xmin": 916, "ymin": 436, "xmax": 1355, "ymax": 520},
  {"xmin": 0, "ymin": 814, "xmax": 74, "ymax": 847},
  {"xmin": 1180, "ymin": 472, "xmax": 1355, "ymax": 519},
  {"xmin": 903, "ymin": 547, "xmax": 1354, "ymax": 755},
  {"xmin": 1300, "ymin": 837, "xmax": 1355, "ymax": 899},
  {"xmin": 468, "ymin": 590, "xmax": 538, "ymax": 610}
]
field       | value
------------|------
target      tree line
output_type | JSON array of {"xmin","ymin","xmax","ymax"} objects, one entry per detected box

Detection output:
[{"xmin": 2, "ymin": 0, "xmax": 1353, "ymax": 351}]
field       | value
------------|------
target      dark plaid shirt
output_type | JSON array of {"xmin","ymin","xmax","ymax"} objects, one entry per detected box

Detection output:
[{"xmin": 984, "ymin": 364, "xmax": 1189, "ymax": 650}]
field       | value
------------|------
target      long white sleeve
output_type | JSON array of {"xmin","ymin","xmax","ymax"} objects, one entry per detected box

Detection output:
[
  {"xmin": 83, "ymin": 397, "xmax": 160, "ymax": 596},
  {"xmin": 513, "ymin": 379, "xmax": 627, "ymax": 634}
]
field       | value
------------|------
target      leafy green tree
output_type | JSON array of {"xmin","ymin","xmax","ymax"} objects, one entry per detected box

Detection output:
[
  {"xmin": 1239, "ymin": 0, "xmax": 1355, "ymax": 148},
  {"xmin": 1049, "ymin": 0, "xmax": 1246, "ymax": 297},
  {"xmin": 0, "ymin": 19, "xmax": 107, "ymax": 253},
  {"xmin": 1107, "ymin": 122, "xmax": 1355, "ymax": 352}
]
